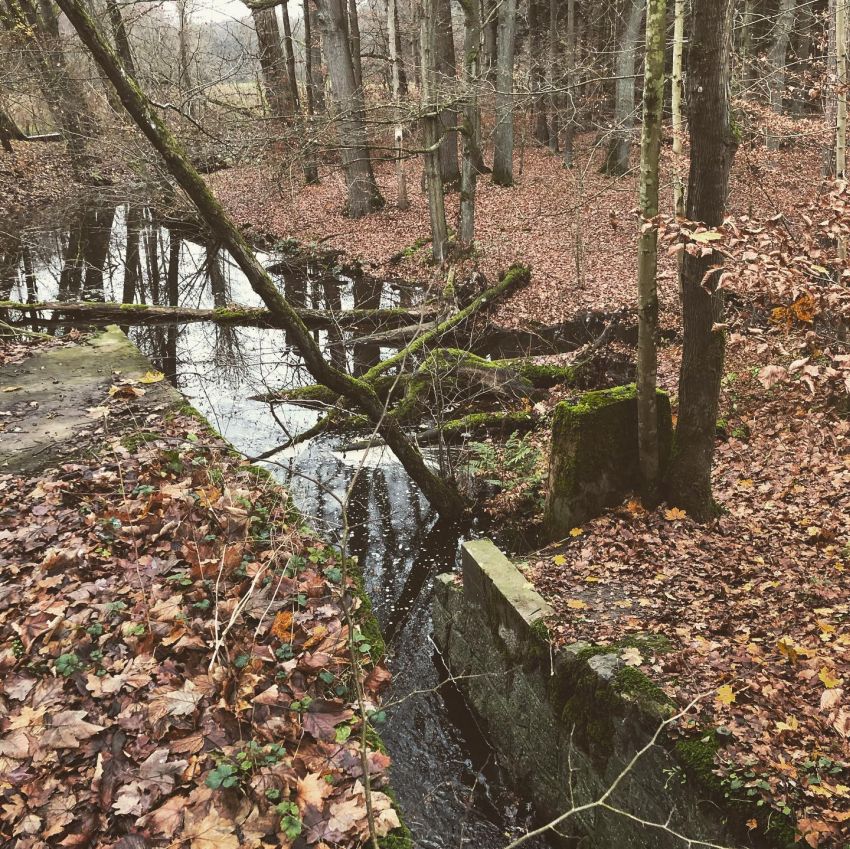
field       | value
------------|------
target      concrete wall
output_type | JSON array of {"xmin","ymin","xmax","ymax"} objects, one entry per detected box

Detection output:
[{"xmin": 433, "ymin": 540, "xmax": 768, "ymax": 848}]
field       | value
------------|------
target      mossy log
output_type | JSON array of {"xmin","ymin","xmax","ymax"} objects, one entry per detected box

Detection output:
[
  {"xmin": 251, "ymin": 348, "xmax": 579, "ymax": 409},
  {"xmin": 0, "ymin": 300, "xmax": 438, "ymax": 333}
]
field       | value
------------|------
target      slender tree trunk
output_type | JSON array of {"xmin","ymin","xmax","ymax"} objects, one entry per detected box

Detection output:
[
  {"xmin": 603, "ymin": 0, "xmax": 646, "ymax": 175},
  {"xmin": 664, "ymin": 0, "xmax": 737, "ymax": 520},
  {"xmin": 392, "ymin": 0, "xmax": 408, "ymax": 94},
  {"xmin": 740, "ymin": 0, "xmax": 754, "ymax": 93},
  {"xmin": 422, "ymin": 0, "xmax": 449, "ymax": 261},
  {"xmin": 459, "ymin": 0, "xmax": 481, "ymax": 247},
  {"xmin": 281, "ymin": 1, "xmax": 301, "ymax": 111},
  {"xmin": 824, "ymin": 0, "xmax": 838, "ymax": 175},
  {"xmin": 482, "ymin": 0, "xmax": 497, "ymax": 79},
  {"xmin": 176, "ymin": 0, "xmax": 198, "ymax": 118},
  {"xmin": 303, "ymin": 0, "xmax": 321, "ymax": 184},
  {"xmin": 56, "ymin": 0, "xmax": 466, "ymax": 517},
  {"xmin": 435, "ymin": 0, "xmax": 460, "ymax": 185},
  {"xmin": 547, "ymin": 0, "xmax": 559, "ymax": 152},
  {"xmin": 492, "ymin": 0, "xmax": 517, "ymax": 186},
  {"xmin": 122, "ymin": 205, "xmax": 142, "ymax": 304},
  {"xmin": 562, "ymin": 0, "xmax": 576, "ymax": 166},
  {"xmin": 347, "ymin": 0, "xmax": 364, "ymax": 90},
  {"xmin": 636, "ymin": 0, "xmax": 665, "ymax": 500},
  {"xmin": 766, "ymin": 0, "xmax": 796, "ymax": 148},
  {"xmin": 529, "ymin": 0, "xmax": 549, "ymax": 145},
  {"xmin": 388, "ymin": 0, "xmax": 409, "ymax": 209},
  {"xmin": 671, "ymin": 0, "xmax": 684, "ymax": 215},
  {"xmin": 307, "ymin": 0, "xmax": 326, "ymax": 112},
  {"xmin": 838, "ymin": 0, "xmax": 847, "ymax": 179},
  {"xmin": 315, "ymin": 0, "xmax": 384, "ymax": 216},
  {"xmin": 106, "ymin": 0, "xmax": 136, "ymax": 77}
]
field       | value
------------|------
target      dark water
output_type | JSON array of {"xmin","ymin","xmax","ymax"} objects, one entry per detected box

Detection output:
[{"xmin": 1, "ymin": 198, "xmax": 549, "ymax": 849}]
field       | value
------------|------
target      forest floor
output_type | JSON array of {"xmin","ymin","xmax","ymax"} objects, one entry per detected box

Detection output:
[{"xmin": 0, "ymin": 331, "xmax": 404, "ymax": 849}]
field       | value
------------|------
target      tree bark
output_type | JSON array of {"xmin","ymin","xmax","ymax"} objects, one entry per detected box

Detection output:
[
  {"xmin": 837, "ymin": 0, "xmax": 847, "ymax": 179},
  {"xmin": 56, "ymin": 0, "xmax": 467, "ymax": 517},
  {"xmin": 459, "ymin": 0, "xmax": 482, "ymax": 247},
  {"xmin": 315, "ymin": 0, "xmax": 384, "ymax": 216},
  {"xmin": 0, "ymin": 104, "xmax": 23, "ymax": 153},
  {"xmin": 435, "ymin": 0, "xmax": 460, "ymax": 185},
  {"xmin": 421, "ymin": 0, "xmax": 449, "ymax": 262},
  {"xmin": 482, "ymin": 0, "xmax": 497, "ymax": 79},
  {"xmin": 347, "ymin": 0, "xmax": 364, "ymax": 91},
  {"xmin": 603, "ymin": 0, "xmax": 646, "ymax": 176},
  {"xmin": 492, "ymin": 0, "xmax": 517, "ymax": 186},
  {"xmin": 547, "ymin": 0, "xmax": 559, "ymax": 153},
  {"xmin": 106, "ymin": 0, "xmax": 136, "ymax": 78},
  {"xmin": 766, "ymin": 0, "xmax": 796, "ymax": 148},
  {"xmin": 251, "ymin": 6, "xmax": 293, "ymax": 117},
  {"xmin": 529, "ymin": 0, "xmax": 549, "ymax": 145},
  {"xmin": 636, "ymin": 0, "xmax": 665, "ymax": 500},
  {"xmin": 664, "ymin": 0, "xmax": 737, "ymax": 520},
  {"xmin": 671, "ymin": 0, "xmax": 684, "ymax": 215},
  {"xmin": 562, "ymin": 0, "xmax": 576, "ymax": 166},
  {"xmin": 281, "ymin": 1, "xmax": 301, "ymax": 112},
  {"xmin": 302, "ymin": 0, "xmax": 321, "ymax": 184},
  {"xmin": 388, "ymin": 0, "xmax": 409, "ymax": 209},
  {"xmin": 306, "ymin": 0, "xmax": 327, "ymax": 112}
]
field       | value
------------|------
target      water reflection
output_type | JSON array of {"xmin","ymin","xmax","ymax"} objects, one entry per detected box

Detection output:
[{"xmin": 1, "ymin": 197, "xmax": 548, "ymax": 848}]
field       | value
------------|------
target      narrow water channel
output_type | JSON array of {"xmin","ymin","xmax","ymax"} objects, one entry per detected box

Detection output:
[{"xmin": 1, "ymin": 198, "xmax": 550, "ymax": 848}]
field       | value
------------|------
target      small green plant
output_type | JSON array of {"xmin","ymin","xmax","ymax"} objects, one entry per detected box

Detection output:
[
  {"xmin": 55, "ymin": 653, "xmax": 83, "ymax": 676},
  {"xmin": 206, "ymin": 761, "xmax": 239, "ymax": 789},
  {"xmin": 275, "ymin": 801, "xmax": 302, "ymax": 839}
]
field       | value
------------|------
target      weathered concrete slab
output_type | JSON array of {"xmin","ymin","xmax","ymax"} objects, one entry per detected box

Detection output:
[{"xmin": 0, "ymin": 326, "xmax": 182, "ymax": 473}]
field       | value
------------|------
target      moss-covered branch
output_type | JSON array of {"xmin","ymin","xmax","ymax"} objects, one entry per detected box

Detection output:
[{"xmin": 0, "ymin": 300, "xmax": 437, "ymax": 332}]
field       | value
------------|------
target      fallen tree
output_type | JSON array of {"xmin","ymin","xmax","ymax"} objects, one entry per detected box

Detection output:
[
  {"xmin": 56, "ymin": 0, "xmax": 473, "ymax": 517},
  {"xmin": 0, "ymin": 299, "xmax": 438, "ymax": 332}
]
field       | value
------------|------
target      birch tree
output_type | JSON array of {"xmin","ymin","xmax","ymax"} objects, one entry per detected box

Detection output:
[{"xmin": 636, "ymin": 0, "xmax": 665, "ymax": 499}]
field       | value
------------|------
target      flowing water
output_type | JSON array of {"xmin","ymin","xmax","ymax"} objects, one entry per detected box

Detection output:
[{"xmin": 1, "ymin": 198, "xmax": 550, "ymax": 849}]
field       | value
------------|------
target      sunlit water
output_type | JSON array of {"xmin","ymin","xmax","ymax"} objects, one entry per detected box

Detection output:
[{"xmin": 1, "ymin": 199, "xmax": 549, "ymax": 848}]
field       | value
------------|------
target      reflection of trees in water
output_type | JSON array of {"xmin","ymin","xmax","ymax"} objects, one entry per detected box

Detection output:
[
  {"xmin": 57, "ymin": 203, "xmax": 115, "ymax": 302},
  {"xmin": 352, "ymin": 270, "xmax": 381, "ymax": 376},
  {"xmin": 0, "ymin": 233, "xmax": 21, "ymax": 300}
]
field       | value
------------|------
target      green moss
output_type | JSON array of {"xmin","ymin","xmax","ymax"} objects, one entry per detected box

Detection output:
[
  {"xmin": 122, "ymin": 431, "xmax": 160, "ymax": 452},
  {"xmin": 613, "ymin": 666, "xmax": 675, "ymax": 717},
  {"xmin": 118, "ymin": 302, "xmax": 149, "ymax": 310},
  {"xmin": 530, "ymin": 618, "xmax": 550, "ymax": 642},
  {"xmin": 349, "ymin": 565, "xmax": 386, "ymax": 661},
  {"xmin": 675, "ymin": 730, "xmax": 723, "ymax": 791}
]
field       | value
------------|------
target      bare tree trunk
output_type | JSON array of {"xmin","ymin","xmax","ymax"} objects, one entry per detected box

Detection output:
[
  {"xmin": 307, "ymin": 0, "xmax": 327, "ymax": 112},
  {"xmin": 824, "ymin": 0, "xmax": 838, "ymax": 175},
  {"xmin": 547, "ymin": 0, "xmax": 559, "ymax": 152},
  {"xmin": 422, "ymin": 0, "xmax": 449, "ymax": 261},
  {"xmin": 482, "ymin": 0, "xmax": 497, "ymax": 79},
  {"xmin": 347, "ymin": 0, "xmax": 364, "ymax": 90},
  {"xmin": 665, "ymin": 0, "xmax": 737, "ymax": 520},
  {"xmin": 435, "ymin": 0, "xmax": 460, "ymax": 185},
  {"xmin": 106, "ymin": 0, "xmax": 136, "ymax": 77},
  {"xmin": 636, "ymin": 0, "xmax": 665, "ymax": 500},
  {"xmin": 251, "ymin": 6, "xmax": 293, "ymax": 117},
  {"xmin": 740, "ymin": 0, "xmax": 755, "ymax": 94},
  {"xmin": 837, "ymin": 0, "xmax": 847, "ymax": 179},
  {"xmin": 388, "ymin": 0, "xmax": 409, "ymax": 209},
  {"xmin": 459, "ymin": 0, "xmax": 481, "ymax": 247},
  {"xmin": 315, "ymin": 0, "xmax": 384, "ymax": 216},
  {"xmin": 281, "ymin": 1, "xmax": 301, "ymax": 111},
  {"xmin": 529, "ymin": 0, "xmax": 549, "ymax": 145},
  {"xmin": 391, "ymin": 0, "xmax": 408, "ymax": 94},
  {"xmin": 122, "ymin": 205, "xmax": 142, "ymax": 304},
  {"xmin": 176, "ymin": 0, "xmax": 199, "ymax": 119},
  {"xmin": 302, "ymin": 0, "xmax": 321, "ymax": 184},
  {"xmin": 766, "ymin": 0, "xmax": 796, "ymax": 148},
  {"xmin": 562, "ymin": 0, "xmax": 576, "ymax": 166},
  {"xmin": 603, "ymin": 0, "xmax": 645, "ymax": 175},
  {"xmin": 56, "ymin": 0, "xmax": 467, "ymax": 517},
  {"xmin": 671, "ymin": 0, "xmax": 684, "ymax": 215},
  {"xmin": 492, "ymin": 0, "xmax": 517, "ymax": 186}
]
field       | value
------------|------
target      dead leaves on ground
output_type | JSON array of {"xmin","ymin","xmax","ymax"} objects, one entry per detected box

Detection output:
[{"xmin": 0, "ymin": 412, "xmax": 398, "ymax": 848}]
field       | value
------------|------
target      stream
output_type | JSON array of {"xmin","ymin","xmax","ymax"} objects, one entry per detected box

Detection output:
[{"xmin": 1, "ymin": 198, "xmax": 550, "ymax": 849}]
